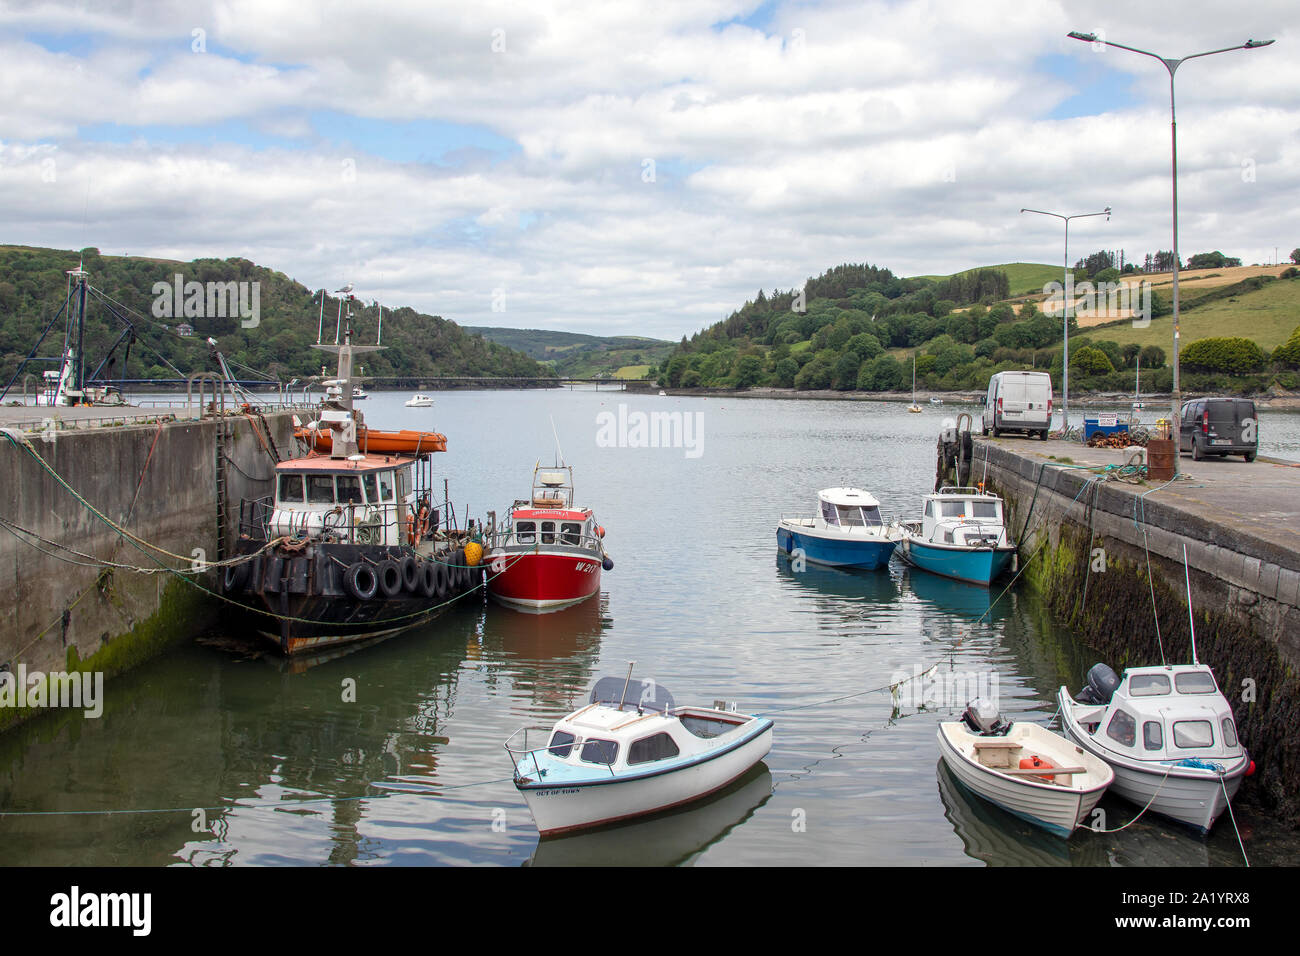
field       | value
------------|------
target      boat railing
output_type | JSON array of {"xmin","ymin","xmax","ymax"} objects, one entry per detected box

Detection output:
[
  {"xmin": 486, "ymin": 522, "xmax": 605, "ymax": 554},
  {"xmin": 937, "ymin": 486, "xmax": 993, "ymax": 497},
  {"xmin": 504, "ymin": 727, "xmax": 618, "ymax": 780},
  {"xmin": 256, "ymin": 499, "xmax": 452, "ymax": 547},
  {"xmin": 779, "ymin": 512, "xmax": 896, "ymax": 531},
  {"xmin": 238, "ymin": 496, "xmax": 274, "ymax": 542}
]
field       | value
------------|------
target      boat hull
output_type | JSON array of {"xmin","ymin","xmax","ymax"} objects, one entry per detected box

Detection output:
[
  {"xmin": 519, "ymin": 722, "xmax": 774, "ymax": 836},
  {"xmin": 776, "ymin": 523, "xmax": 896, "ymax": 570},
  {"xmin": 487, "ymin": 550, "xmax": 602, "ymax": 610},
  {"xmin": 898, "ymin": 537, "xmax": 1015, "ymax": 586},
  {"xmin": 1057, "ymin": 689, "xmax": 1249, "ymax": 833},
  {"xmin": 937, "ymin": 723, "xmax": 1111, "ymax": 837}
]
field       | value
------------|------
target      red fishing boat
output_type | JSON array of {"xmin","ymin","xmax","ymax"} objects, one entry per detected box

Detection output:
[{"xmin": 485, "ymin": 464, "xmax": 611, "ymax": 612}]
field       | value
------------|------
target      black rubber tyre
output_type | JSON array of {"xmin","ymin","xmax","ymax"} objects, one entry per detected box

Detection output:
[
  {"xmin": 420, "ymin": 561, "xmax": 438, "ymax": 598},
  {"xmin": 343, "ymin": 562, "xmax": 379, "ymax": 601},
  {"xmin": 222, "ymin": 560, "xmax": 250, "ymax": 593},
  {"xmin": 376, "ymin": 559, "xmax": 403, "ymax": 598},
  {"xmin": 401, "ymin": 555, "xmax": 420, "ymax": 591},
  {"xmin": 1192, "ymin": 437, "xmax": 1204, "ymax": 461},
  {"xmin": 452, "ymin": 549, "xmax": 467, "ymax": 591},
  {"xmin": 434, "ymin": 561, "xmax": 450, "ymax": 600},
  {"xmin": 1245, "ymin": 451, "xmax": 1257, "ymax": 462}
]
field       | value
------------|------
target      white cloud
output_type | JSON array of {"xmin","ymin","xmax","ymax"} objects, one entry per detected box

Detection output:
[{"xmin": 0, "ymin": 0, "xmax": 1296, "ymax": 340}]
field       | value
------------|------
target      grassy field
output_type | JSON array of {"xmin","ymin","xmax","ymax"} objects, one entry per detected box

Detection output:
[
  {"xmin": 1079, "ymin": 274, "xmax": 1300, "ymax": 351},
  {"xmin": 912, "ymin": 262, "xmax": 1061, "ymax": 297},
  {"xmin": 613, "ymin": 364, "xmax": 651, "ymax": 379}
]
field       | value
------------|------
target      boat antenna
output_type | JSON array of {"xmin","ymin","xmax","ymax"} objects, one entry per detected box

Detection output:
[
  {"xmin": 618, "ymin": 661, "xmax": 637, "ymax": 711},
  {"xmin": 1183, "ymin": 543, "xmax": 1198, "ymax": 665},
  {"xmin": 550, "ymin": 415, "xmax": 565, "ymax": 467}
]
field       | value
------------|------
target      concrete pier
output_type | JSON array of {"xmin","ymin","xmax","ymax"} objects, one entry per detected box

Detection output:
[
  {"xmin": 0, "ymin": 406, "xmax": 297, "ymax": 731},
  {"xmin": 974, "ymin": 436, "xmax": 1300, "ymax": 824}
]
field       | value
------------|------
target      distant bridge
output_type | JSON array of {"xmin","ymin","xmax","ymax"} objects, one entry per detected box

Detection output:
[{"xmin": 362, "ymin": 376, "xmax": 655, "ymax": 391}]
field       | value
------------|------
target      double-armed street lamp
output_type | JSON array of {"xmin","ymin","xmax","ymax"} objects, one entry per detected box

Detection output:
[
  {"xmin": 1066, "ymin": 31, "xmax": 1274, "ymax": 470},
  {"xmin": 1019, "ymin": 205, "xmax": 1110, "ymax": 437}
]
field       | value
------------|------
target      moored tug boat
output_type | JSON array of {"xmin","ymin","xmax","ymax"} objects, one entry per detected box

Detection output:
[
  {"xmin": 485, "ymin": 463, "xmax": 611, "ymax": 612},
  {"xmin": 224, "ymin": 317, "xmax": 479, "ymax": 655}
]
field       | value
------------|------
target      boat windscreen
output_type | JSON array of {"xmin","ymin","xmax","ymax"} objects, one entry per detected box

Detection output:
[{"xmin": 590, "ymin": 677, "xmax": 675, "ymax": 713}]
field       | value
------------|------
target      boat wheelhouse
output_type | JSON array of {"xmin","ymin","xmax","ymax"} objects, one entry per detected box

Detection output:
[
  {"xmin": 895, "ymin": 486, "xmax": 1016, "ymax": 586},
  {"xmin": 776, "ymin": 487, "xmax": 899, "ymax": 570},
  {"xmin": 506, "ymin": 672, "xmax": 774, "ymax": 836},
  {"xmin": 485, "ymin": 464, "xmax": 610, "ymax": 612},
  {"xmin": 1057, "ymin": 663, "xmax": 1252, "ymax": 833}
]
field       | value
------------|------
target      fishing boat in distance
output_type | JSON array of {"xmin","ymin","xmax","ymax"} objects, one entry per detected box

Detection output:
[
  {"xmin": 352, "ymin": 385, "xmax": 369, "ymax": 400},
  {"xmin": 938, "ymin": 699, "xmax": 1113, "ymax": 837},
  {"xmin": 405, "ymin": 393, "xmax": 434, "ymax": 407},
  {"xmin": 505, "ymin": 667, "xmax": 774, "ymax": 836},
  {"xmin": 894, "ymin": 486, "xmax": 1017, "ymax": 586},
  {"xmin": 1057, "ymin": 662, "xmax": 1252, "ymax": 833},
  {"xmin": 485, "ymin": 463, "xmax": 611, "ymax": 612},
  {"xmin": 776, "ymin": 487, "xmax": 900, "ymax": 570}
]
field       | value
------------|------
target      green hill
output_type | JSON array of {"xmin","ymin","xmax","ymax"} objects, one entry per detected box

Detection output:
[
  {"xmin": 467, "ymin": 327, "xmax": 673, "ymax": 378},
  {"xmin": 913, "ymin": 262, "xmax": 1061, "ymax": 297},
  {"xmin": 0, "ymin": 245, "xmax": 555, "ymax": 386}
]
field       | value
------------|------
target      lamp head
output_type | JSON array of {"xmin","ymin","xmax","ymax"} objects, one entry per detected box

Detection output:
[
  {"xmin": 1068, "ymin": 31, "xmax": 1098, "ymax": 42},
  {"xmin": 1244, "ymin": 39, "xmax": 1275, "ymax": 49}
]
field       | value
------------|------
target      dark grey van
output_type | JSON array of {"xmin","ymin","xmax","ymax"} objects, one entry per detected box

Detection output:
[{"xmin": 1178, "ymin": 398, "xmax": 1258, "ymax": 461}]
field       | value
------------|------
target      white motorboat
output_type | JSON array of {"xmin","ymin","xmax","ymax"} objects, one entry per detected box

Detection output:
[
  {"xmin": 506, "ymin": 669, "xmax": 774, "ymax": 836},
  {"xmin": 776, "ymin": 487, "xmax": 900, "ymax": 570},
  {"xmin": 894, "ymin": 486, "xmax": 1017, "ymax": 586},
  {"xmin": 405, "ymin": 393, "xmax": 434, "ymax": 407},
  {"xmin": 1057, "ymin": 662, "xmax": 1252, "ymax": 833},
  {"xmin": 938, "ymin": 700, "xmax": 1113, "ymax": 837}
]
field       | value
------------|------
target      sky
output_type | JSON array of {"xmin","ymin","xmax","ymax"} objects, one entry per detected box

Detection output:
[{"xmin": 1, "ymin": 0, "xmax": 1296, "ymax": 341}]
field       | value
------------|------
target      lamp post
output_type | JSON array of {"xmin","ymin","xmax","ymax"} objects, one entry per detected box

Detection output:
[
  {"xmin": 1019, "ymin": 206, "xmax": 1111, "ymax": 437},
  {"xmin": 1067, "ymin": 31, "xmax": 1273, "ymax": 470}
]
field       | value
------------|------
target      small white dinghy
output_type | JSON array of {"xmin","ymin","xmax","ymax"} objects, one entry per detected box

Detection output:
[
  {"xmin": 937, "ymin": 700, "xmax": 1113, "ymax": 837},
  {"xmin": 506, "ymin": 667, "xmax": 774, "ymax": 837}
]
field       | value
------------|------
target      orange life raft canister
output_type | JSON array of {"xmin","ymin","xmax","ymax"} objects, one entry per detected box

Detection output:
[{"xmin": 1020, "ymin": 754, "xmax": 1058, "ymax": 782}]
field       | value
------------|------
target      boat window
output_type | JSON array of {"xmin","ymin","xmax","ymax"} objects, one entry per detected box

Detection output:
[
  {"xmin": 1222, "ymin": 718, "xmax": 1238, "ymax": 749},
  {"xmin": 515, "ymin": 520, "xmax": 536, "ymax": 544},
  {"xmin": 541, "ymin": 521, "xmax": 556, "ymax": 544},
  {"xmin": 580, "ymin": 738, "xmax": 618, "ymax": 765},
  {"xmin": 548, "ymin": 731, "xmax": 575, "ymax": 758},
  {"xmin": 1105, "ymin": 709, "xmax": 1137, "ymax": 747},
  {"xmin": 942, "ymin": 530, "xmax": 954, "ymax": 543},
  {"xmin": 1173, "ymin": 720, "xmax": 1214, "ymax": 749},
  {"xmin": 836, "ymin": 505, "xmax": 865, "ymax": 526},
  {"xmin": 1143, "ymin": 721, "xmax": 1163, "ymax": 751},
  {"xmin": 361, "ymin": 474, "xmax": 377, "ymax": 503},
  {"xmin": 628, "ymin": 732, "xmax": 681, "ymax": 765},
  {"xmin": 971, "ymin": 501, "xmax": 998, "ymax": 519},
  {"xmin": 923, "ymin": 501, "xmax": 934, "ymax": 518},
  {"xmin": 1129, "ymin": 674, "xmax": 1171, "ymax": 697},
  {"xmin": 940, "ymin": 501, "xmax": 966, "ymax": 517},
  {"xmin": 277, "ymin": 474, "xmax": 304, "ymax": 504},
  {"xmin": 336, "ymin": 475, "xmax": 362, "ymax": 505},
  {"xmin": 1174, "ymin": 672, "xmax": 1217, "ymax": 695},
  {"xmin": 821, "ymin": 500, "xmax": 838, "ymax": 526},
  {"xmin": 861, "ymin": 506, "xmax": 883, "ymax": 527},
  {"xmin": 560, "ymin": 522, "xmax": 582, "ymax": 545},
  {"xmin": 378, "ymin": 471, "xmax": 396, "ymax": 503},
  {"xmin": 306, "ymin": 474, "xmax": 335, "ymax": 504}
]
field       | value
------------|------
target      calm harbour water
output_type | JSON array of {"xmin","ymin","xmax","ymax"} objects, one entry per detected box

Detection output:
[{"xmin": 1, "ymin": 391, "xmax": 1298, "ymax": 866}]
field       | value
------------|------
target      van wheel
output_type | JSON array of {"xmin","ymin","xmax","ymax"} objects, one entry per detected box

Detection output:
[
  {"xmin": 1192, "ymin": 438, "xmax": 1204, "ymax": 461},
  {"xmin": 1244, "ymin": 451, "xmax": 1256, "ymax": 462},
  {"xmin": 981, "ymin": 421, "xmax": 988, "ymax": 436},
  {"xmin": 992, "ymin": 426, "xmax": 1000, "ymax": 438},
  {"xmin": 1040, "ymin": 429, "xmax": 1049, "ymax": 441}
]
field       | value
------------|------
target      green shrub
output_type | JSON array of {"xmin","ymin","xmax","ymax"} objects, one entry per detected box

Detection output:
[{"xmin": 1181, "ymin": 336, "xmax": 1269, "ymax": 374}]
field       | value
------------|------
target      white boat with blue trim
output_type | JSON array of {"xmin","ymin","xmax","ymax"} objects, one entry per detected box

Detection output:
[
  {"xmin": 506, "ymin": 670, "xmax": 774, "ymax": 837},
  {"xmin": 895, "ymin": 486, "xmax": 1017, "ymax": 586},
  {"xmin": 1057, "ymin": 662, "xmax": 1253, "ymax": 833},
  {"xmin": 938, "ymin": 700, "xmax": 1113, "ymax": 837},
  {"xmin": 776, "ymin": 487, "xmax": 900, "ymax": 570}
]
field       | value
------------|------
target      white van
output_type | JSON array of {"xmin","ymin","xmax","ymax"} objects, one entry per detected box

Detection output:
[{"xmin": 981, "ymin": 371, "xmax": 1053, "ymax": 440}]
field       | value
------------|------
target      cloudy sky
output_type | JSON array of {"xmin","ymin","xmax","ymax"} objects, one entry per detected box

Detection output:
[{"xmin": 1, "ymin": 0, "xmax": 1296, "ymax": 341}]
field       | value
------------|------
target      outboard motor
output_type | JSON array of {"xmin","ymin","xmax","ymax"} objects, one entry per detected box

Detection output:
[
  {"xmin": 960, "ymin": 698, "xmax": 1009, "ymax": 736},
  {"xmin": 1076, "ymin": 663, "xmax": 1120, "ymax": 705}
]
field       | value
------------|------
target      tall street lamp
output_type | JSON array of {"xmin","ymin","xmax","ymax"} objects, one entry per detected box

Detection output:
[
  {"xmin": 1067, "ymin": 31, "xmax": 1274, "ymax": 470},
  {"xmin": 1019, "ymin": 205, "xmax": 1111, "ymax": 437}
]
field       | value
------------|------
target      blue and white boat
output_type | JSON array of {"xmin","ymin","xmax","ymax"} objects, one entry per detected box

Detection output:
[
  {"xmin": 894, "ymin": 486, "xmax": 1017, "ymax": 586},
  {"xmin": 506, "ymin": 670, "xmax": 774, "ymax": 837},
  {"xmin": 776, "ymin": 488, "xmax": 900, "ymax": 570}
]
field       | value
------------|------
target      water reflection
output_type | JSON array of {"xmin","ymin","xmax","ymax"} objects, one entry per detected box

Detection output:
[{"xmin": 527, "ymin": 765, "xmax": 773, "ymax": 867}]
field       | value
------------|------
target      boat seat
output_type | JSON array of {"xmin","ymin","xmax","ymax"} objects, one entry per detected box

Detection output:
[
  {"xmin": 972, "ymin": 739, "xmax": 1022, "ymax": 769},
  {"xmin": 1000, "ymin": 766, "xmax": 1086, "ymax": 777}
]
